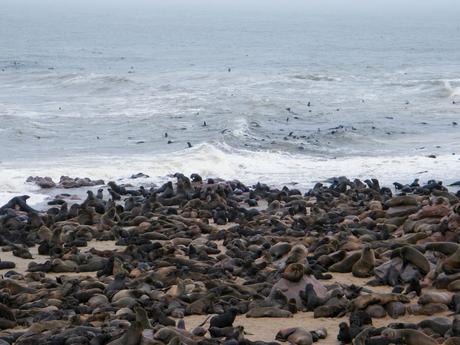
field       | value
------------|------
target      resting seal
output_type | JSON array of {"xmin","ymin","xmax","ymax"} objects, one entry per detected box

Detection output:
[
  {"xmin": 275, "ymin": 327, "xmax": 313, "ymax": 345},
  {"xmin": 282, "ymin": 263, "xmax": 305, "ymax": 282},
  {"xmin": 381, "ymin": 328, "xmax": 437, "ymax": 345},
  {"xmin": 349, "ymin": 293, "xmax": 409, "ymax": 311},
  {"xmin": 329, "ymin": 252, "xmax": 361, "ymax": 273},
  {"xmin": 246, "ymin": 307, "xmax": 292, "ymax": 318}
]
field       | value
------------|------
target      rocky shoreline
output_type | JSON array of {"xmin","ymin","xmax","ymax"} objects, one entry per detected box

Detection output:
[{"xmin": 0, "ymin": 174, "xmax": 460, "ymax": 345}]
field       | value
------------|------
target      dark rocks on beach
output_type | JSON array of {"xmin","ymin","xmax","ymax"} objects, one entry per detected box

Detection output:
[
  {"xmin": 26, "ymin": 176, "xmax": 105, "ymax": 189},
  {"xmin": 26, "ymin": 176, "xmax": 56, "ymax": 188}
]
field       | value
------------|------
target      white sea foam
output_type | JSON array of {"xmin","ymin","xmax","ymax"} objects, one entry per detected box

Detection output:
[
  {"xmin": 1, "ymin": 143, "xmax": 458, "ymax": 207},
  {"xmin": 442, "ymin": 80, "xmax": 460, "ymax": 98}
]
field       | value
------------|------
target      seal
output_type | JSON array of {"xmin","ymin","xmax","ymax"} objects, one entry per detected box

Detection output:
[
  {"xmin": 448, "ymin": 280, "xmax": 460, "ymax": 292},
  {"xmin": 418, "ymin": 291, "xmax": 453, "ymax": 305},
  {"xmin": 444, "ymin": 338, "xmax": 460, "ymax": 345},
  {"xmin": 106, "ymin": 320, "xmax": 143, "ymax": 345},
  {"xmin": 275, "ymin": 327, "xmax": 314, "ymax": 345},
  {"xmin": 300, "ymin": 283, "xmax": 326, "ymax": 311},
  {"xmin": 329, "ymin": 252, "xmax": 361, "ymax": 273},
  {"xmin": 282, "ymin": 263, "xmax": 305, "ymax": 282},
  {"xmin": 381, "ymin": 328, "xmax": 437, "ymax": 345},
  {"xmin": 425, "ymin": 242, "xmax": 459, "ymax": 255},
  {"xmin": 365, "ymin": 305, "xmax": 386, "ymax": 318},
  {"xmin": 270, "ymin": 242, "xmax": 292, "ymax": 259},
  {"xmin": 349, "ymin": 293, "xmax": 410, "ymax": 311},
  {"xmin": 407, "ymin": 303, "xmax": 448, "ymax": 315},
  {"xmin": 418, "ymin": 317, "xmax": 451, "ymax": 337},
  {"xmin": 399, "ymin": 246, "xmax": 430, "ymax": 275},
  {"xmin": 352, "ymin": 247, "xmax": 375, "ymax": 278},
  {"xmin": 209, "ymin": 307, "xmax": 238, "ymax": 328},
  {"xmin": 385, "ymin": 301, "xmax": 406, "ymax": 319},
  {"xmin": 285, "ymin": 245, "xmax": 308, "ymax": 265},
  {"xmin": 246, "ymin": 306, "xmax": 292, "ymax": 318},
  {"xmin": 337, "ymin": 322, "xmax": 351, "ymax": 344},
  {"xmin": 443, "ymin": 247, "xmax": 460, "ymax": 274}
]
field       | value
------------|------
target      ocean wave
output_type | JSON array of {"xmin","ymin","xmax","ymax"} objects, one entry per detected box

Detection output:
[
  {"xmin": 384, "ymin": 78, "xmax": 460, "ymax": 98},
  {"xmin": 441, "ymin": 80, "xmax": 460, "ymax": 98},
  {"xmin": 1, "ymin": 143, "xmax": 458, "ymax": 207},
  {"xmin": 290, "ymin": 74, "xmax": 339, "ymax": 82},
  {"xmin": 31, "ymin": 72, "xmax": 135, "ymax": 92}
]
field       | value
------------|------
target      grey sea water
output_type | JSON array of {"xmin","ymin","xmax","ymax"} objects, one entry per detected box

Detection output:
[{"xmin": 0, "ymin": 0, "xmax": 459, "ymax": 204}]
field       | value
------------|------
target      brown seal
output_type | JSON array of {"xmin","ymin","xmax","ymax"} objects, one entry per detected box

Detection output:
[
  {"xmin": 246, "ymin": 306, "xmax": 292, "ymax": 318},
  {"xmin": 329, "ymin": 251, "xmax": 361, "ymax": 273},
  {"xmin": 381, "ymin": 328, "xmax": 437, "ymax": 345},
  {"xmin": 282, "ymin": 263, "xmax": 305, "ymax": 282},
  {"xmin": 276, "ymin": 327, "xmax": 314, "ymax": 345},
  {"xmin": 352, "ymin": 247, "xmax": 375, "ymax": 278},
  {"xmin": 443, "ymin": 247, "xmax": 460, "ymax": 274},
  {"xmin": 349, "ymin": 293, "xmax": 410, "ymax": 311}
]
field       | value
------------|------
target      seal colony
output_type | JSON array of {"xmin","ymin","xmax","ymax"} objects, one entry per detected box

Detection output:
[{"xmin": 0, "ymin": 174, "xmax": 460, "ymax": 345}]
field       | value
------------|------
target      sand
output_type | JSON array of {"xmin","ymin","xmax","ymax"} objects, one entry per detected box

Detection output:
[
  {"xmin": 182, "ymin": 271, "xmax": 450, "ymax": 345},
  {"xmin": 0, "ymin": 202, "xmax": 452, "ymax": 344}
]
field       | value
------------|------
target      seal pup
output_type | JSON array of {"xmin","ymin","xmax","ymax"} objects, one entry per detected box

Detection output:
[
  {"xmin": 337, "ymin": 322, "xmax": 351, "ymax": 344},
  {"xmin": 209, "ymin": 307, "xmax": 238, "ymax": 328}
]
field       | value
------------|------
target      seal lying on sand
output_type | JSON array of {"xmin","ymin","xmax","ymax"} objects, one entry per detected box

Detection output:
[{"xmin": 381, "ymin": 328, "xmax": 437, "ymax": 345}]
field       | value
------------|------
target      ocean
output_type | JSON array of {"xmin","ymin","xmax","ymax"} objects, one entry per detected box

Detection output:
[{"xmin": 0, "ymin": 0, "xmax": 459, "ymax": 205}]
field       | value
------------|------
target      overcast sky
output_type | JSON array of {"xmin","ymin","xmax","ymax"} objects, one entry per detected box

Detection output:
[{"xmin": 2, "ymin": 0, "xmax": 459, "ymax": 22}]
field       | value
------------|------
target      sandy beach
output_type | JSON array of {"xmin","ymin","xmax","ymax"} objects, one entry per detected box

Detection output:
[{"xmin": 1, "ymin": 175, "xmax": 459, "ymax": 345}]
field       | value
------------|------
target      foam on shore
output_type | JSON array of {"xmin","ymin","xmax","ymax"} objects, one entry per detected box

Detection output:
[{"xmin": 1, "ymin": 143, "xmax": 458, "ymax": 207}]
